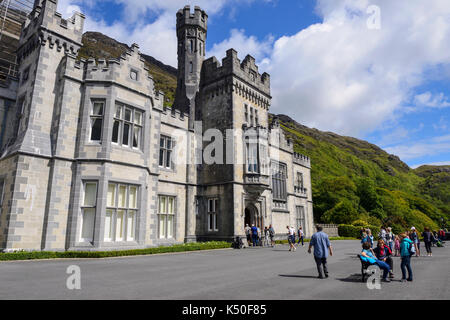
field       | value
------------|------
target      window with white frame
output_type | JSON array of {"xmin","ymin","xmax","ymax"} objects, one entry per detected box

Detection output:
[
  {"xmin": 105, "ymin": 183, "xmax": 138, "ymax": 242},
  {"xmin": 112, "ymin": 102, "xmax": 143, "ymax": 150},
  {"xmin": 159, "ymin": 135, "xmax": 174, "ymax": 169},
  {"xmin": 80, "ymin": 182, "xmax": 97, "ymax": 242},
  {"xmin": 158, "ymin": 195, "xmax": 175, "ymax": 239},
  {"xmin": 207, "ymin": 198, "xmax": 218, "ymax": 231},
  {"xmin": 245, "ymin": 136, "xmax": 259, "ymax": 173},
  {"xmin": 90, "ymin": 101, "xmax": 104, "ymax": 142}
]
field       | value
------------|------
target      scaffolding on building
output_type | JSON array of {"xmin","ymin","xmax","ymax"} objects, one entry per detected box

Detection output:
[{"xmin": 0, "ymin": 0, "xmax": 33, "ymax": 85}]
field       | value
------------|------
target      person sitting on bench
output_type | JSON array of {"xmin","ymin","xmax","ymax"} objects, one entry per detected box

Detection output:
[
  {"xmin": 360, "ymin": 242, "xmax": 391, "ymax": 282},
  {"xmin": 373, "ymin": 239, "xmax": 394, "ymax": 278}
]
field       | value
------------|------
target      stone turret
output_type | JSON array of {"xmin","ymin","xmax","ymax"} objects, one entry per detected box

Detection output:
[{"xmin": 173, "ymin": 5, "xmax": 208, "ymax": 124}]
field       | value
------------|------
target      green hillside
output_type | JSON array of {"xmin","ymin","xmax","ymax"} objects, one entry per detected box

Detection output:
[
  {"xmin": 76, "ymin": 32, "xmax": 449, "ymax": 234},
  {"xmin": 276, "ymin": 114, "xmax": 449, "ymax": 234}
]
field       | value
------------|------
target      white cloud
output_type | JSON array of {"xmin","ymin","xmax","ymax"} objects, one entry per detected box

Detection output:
[
  {"xmin": 207, "ymin": 29, "xmax": 274, "ymax": 64},
  {"xmin": 385, "ymin": 134, "xmax": 450, "ymax": 161},
  {"xmin": 266, "ymin": 0, "xmax": 450, "ymax": 136},
  {"xmin": 414, "ymin": 92, "xmax": 450, "ymax": 108}
]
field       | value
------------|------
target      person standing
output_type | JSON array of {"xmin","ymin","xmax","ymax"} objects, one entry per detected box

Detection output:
[
  {"xmin": 410, "ymin": 227, "xmax": 420, "ymax": 257},
  {"xmin": 269, "ymin": 225, "xmax": 275, "ymax": 247},
  {"xmin": 367, "ymin": 230, "xmax": 374, "ymax": 248},
  {"xmin": 257, "ymin": 226, "xmax": 262, "ymax": 247},
  {"xmin": 251, "ymin": 224, "xmax": 258, "ymax": 247},
  {"xmin": 422, "ymin": 227, "xmax": 434, "ymax": 256},
  {"xmin": 400, "ymin": 232, "xmax": 414, "ymax": 282},
  {"xmin": 308, "ymin": 225, "xmax": 333, "ymax": 279},
  {"xmin": 297, "ymin": 226, "xmax": 304, "ymax": 247},
  {"xmin": 386, "ymin": 227, "xmax": 394, "ymax": 252},
  {"xmin": 379, "ymin": 227, "xmax": 387, "ymax": 243},
  {"xmin": 394, "ymin": 235, "xmax": 401, "ymax": 256},
  {"xmin": 245, "ymin": 224, "xmax": 251, "ymax": 246}
]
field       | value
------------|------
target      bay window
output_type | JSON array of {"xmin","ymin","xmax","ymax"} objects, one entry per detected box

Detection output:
[{"xmin": 112, "ymin": 102, "xmax": 143, "ymax": 150}]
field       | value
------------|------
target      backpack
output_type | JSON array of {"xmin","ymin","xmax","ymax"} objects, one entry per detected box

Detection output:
[{"xmin": 408, "ymin": 242, "xmax": 416, "ymax": 256}]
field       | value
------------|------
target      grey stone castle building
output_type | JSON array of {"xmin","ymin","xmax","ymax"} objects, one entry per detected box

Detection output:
[{"xmin": 0, "ymin": 0, "xmax": 314, "ymax": 251}]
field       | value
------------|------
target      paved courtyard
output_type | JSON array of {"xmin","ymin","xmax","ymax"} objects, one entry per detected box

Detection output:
[{"xmin": 0, "ymin": 240, "xmax": 448, "ymax": 300}]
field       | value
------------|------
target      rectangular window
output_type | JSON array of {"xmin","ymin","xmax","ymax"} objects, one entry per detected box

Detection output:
[
  {"xmin": 296, "ymin": 172, "xmax": 304, "ymax": 189},
  {"xmin": 158, "ymin": 195, "xmax": 175, "ymax": 239},
  {"xmin": 296, "ymin": 206, "xmax": 306, "ymax": 233},
  {"xmin": 246, "ymin": 137, "xmax": 259, "ymax": 173},
  {"xmin": 90, "ymin": 101, "xmax": 104, "ymax": 142},
  {"xmin": 80, "ymin": 182, "xmax": 97, "ymax": 242},
  {"xmin": 250, "ymin": 107, "xmax": 254, "ymax": 127},
  {"xmin": 104, "ymin": 182, "xmax": 138, "ymax": 242},
  {"xmin": 255, "ymin": 109, "xmax": 259, "ymax": 126},
  {"xmin": 112, "ymin": 102, "xmax": 143, "ymax": 150},
  {"xmin": 244, "ymin": 104, "xmax": 248, "ymax": 123},
  {"xmin": 272, "ymin": 161, "xmax": 287, "ymax": 201},
  {"xmin": 208, "ymin": 198, "xmax": 218, "ymax": 232},
  {"xmin": 159, "ymin": 135, "xmax": 174, "ymax": 169}
]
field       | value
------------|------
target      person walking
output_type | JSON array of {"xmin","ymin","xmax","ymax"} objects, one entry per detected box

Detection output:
[
  {"xmin": 400, "ymin": 232, "xmax": 414, "ymax": 282},
  {"xmin": 287, "ymin": 226, "xmax": 296, "ymax": 251},
  {"xmin": 251, "ymin": 224, "xmax": 258, "ymax": 247},
  {"xmin": 422, "ymin": 227, "xmax": 434, "ymax": 256},
  {"xmin": 379, "ymin": 227, "xmax": 387, "ymax": 243},
  {"xmin": 297, "ymin": 226, "xmax": 304, "ymax": 247},
  {"xmin": 269, "ymin": 225, "xmax": 275, "ymax": 247},
  {"xmin": 308, "ymin": 225, "xmax": 333, "ymax": 279}
]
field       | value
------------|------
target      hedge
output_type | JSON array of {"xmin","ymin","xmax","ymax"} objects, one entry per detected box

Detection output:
[
  {"xmin": 338, "ymin": 224, "xmax": 381, "ymax": 238},
  {"xmin": 0, "ymin": 241, "xmax": 232, "ymax": 261}
]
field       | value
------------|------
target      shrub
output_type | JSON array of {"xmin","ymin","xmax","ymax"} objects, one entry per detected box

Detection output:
[
  {"xmin": 338, "ymin": 224, "xmax": 361, "ymax": 238},
  {"xmin": 352, "ymin": 219, "xmax": 368, "ymax": 227}
]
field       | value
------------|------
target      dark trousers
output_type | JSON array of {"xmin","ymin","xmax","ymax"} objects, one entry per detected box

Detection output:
[
  {"xmin": 314, "ymin": 256, "xmax": 328, "ymax": 277},
  {"xmin": 424, "ymin": 241, "xmax": 432, "ymax": 253},
  {"xmin": 252, "ymin": 234, "xmax": 258, "ymax": 246},
  {"xmin": 400, "ymin": 256, "xmax": 413, "ymax": 280},
  {"xmin": 297, "ymin": 236, "xmax": 304, "ymax": 245}
]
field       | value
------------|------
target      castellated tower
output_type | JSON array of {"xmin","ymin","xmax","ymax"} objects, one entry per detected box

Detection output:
[{"xmin": 173, "ymin": 5, "xmax": 207, "ymax": 121}]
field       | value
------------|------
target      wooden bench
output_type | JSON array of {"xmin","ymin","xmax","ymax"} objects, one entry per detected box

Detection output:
[{"xmin": 358, "ymin": 254, "xmax": 374, "ymax": 282}]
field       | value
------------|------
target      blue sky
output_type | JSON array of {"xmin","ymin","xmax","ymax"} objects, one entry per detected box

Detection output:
[{"xmin": 59, "ymin": 0, "xmax": 450, "ymax": 168}]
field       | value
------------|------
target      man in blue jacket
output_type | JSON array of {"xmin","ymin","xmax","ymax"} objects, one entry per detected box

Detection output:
[{"xmin": 251, "ymin": 224, "xmax": 258, "ymax": 247}]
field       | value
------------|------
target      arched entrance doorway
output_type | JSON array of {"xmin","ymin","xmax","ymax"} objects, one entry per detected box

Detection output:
[{"xmin": 244, "ymin": 205, "xmax": 263, "ymax": 229}]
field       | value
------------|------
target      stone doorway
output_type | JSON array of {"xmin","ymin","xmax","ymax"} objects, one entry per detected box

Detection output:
[{"xmin": 244, "ymin": 204, "xmax": 263, "ymax": 229}]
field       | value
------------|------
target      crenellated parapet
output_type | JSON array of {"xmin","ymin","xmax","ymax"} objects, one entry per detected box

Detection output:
[
  {"xmin": 293, "ymin": 152, "xmax": 311, "ymax": 168},
  {"xmin": 176, "ymin": 5, "xmax": 208, "ymax": 33},
  {"xmin": 17, "ymin": 0, "xmax": 84, "ymax": 64},
  {"xmin": 202, "ymin": 49, "xmax": 271, "ymax": 99}
]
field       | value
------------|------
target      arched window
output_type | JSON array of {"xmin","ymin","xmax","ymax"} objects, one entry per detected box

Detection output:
[{"xmin": 189, "ymin": 61, "xmax": 193, "ymax": 73}]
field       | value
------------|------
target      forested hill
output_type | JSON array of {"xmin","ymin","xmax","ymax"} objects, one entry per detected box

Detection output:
[{"xmin": 77, "ymin": 31, "xmax": 449, "ymax": 233}]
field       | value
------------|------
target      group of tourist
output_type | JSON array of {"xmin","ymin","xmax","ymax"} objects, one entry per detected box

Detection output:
[
  {"xmin": 358, "ymin": 225, "xmax": 445, "ymax": 283},
  {"xmin": 244, "ymin": 224, "xmax": 276, "ymax": 247}
]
